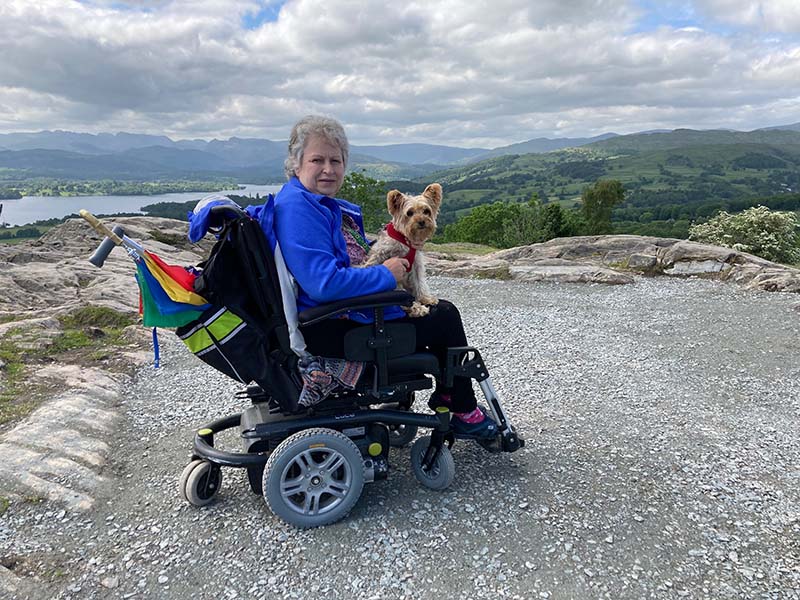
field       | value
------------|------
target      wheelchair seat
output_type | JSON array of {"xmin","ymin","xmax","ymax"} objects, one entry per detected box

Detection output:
[{"xmin": 387, "ymin": 353, "xmax": 440, "ymax": 376}]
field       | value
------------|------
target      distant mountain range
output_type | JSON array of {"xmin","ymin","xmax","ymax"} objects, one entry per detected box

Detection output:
[{"xmin": 0, "ymin": 124, "xmax": 798, "ymax": 183}]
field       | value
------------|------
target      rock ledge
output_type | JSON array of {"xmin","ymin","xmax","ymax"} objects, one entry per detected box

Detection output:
[{"xmin": 427, "ymin": 234, "xmax": 800, "ymax": 292}]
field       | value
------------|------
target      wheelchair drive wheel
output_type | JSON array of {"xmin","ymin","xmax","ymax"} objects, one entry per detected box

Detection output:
[
  {"xmin": 179, "ymin": 459, "xmax": 223, "ymax": 506},
  {"xmin": 263, "ymin": 428, "xmax": 365, "ymax": 528},
  {"xmin": 410, "ymin": 435, "xmax": 455, "ymax": 490}
]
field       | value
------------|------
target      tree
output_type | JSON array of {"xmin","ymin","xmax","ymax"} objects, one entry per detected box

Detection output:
[
  {"xmin": 443, "ymin": 194, "xmax": 584, "ymax": 248},
  {"xmin": 443, "ymin": 201, "xmax": 512, "ymax": 246},
  {"xmin": 688, "ymin": 205, "xmax": 800, "ymax": 264},
  {"xmin": 500, "ymin": 201, "xmax": 540, "ymax": 248},
  {"xmin": 540, "ymin": 203, "xmax": 566, "ymax": 239},
  {"xmin": 581, "ymin": 179, "xmax": 625, "ymax": 234},
  {"xmin": 337, "ymin": 171, "xmax": 387, "ymax": 233}
]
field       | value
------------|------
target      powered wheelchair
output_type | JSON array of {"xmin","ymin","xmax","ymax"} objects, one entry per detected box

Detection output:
[{"xmin": 87, "ymin": 203, "xmax": 524, "ymax": 528}]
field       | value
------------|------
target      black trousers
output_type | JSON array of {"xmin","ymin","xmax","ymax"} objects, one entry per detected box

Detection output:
[{"xmin": 300, "ymin": 299, "xmax": 478, "ymax": 413}]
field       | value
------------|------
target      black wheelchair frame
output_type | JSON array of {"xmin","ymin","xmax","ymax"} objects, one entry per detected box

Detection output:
[{"xmin": 85, "ymin": 204, "xmax": 524, "ymax": 528}]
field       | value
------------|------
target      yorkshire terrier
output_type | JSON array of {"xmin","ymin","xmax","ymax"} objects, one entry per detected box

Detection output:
[{"xmin": 364, "ymin": 183, "xmax": 442, "ymax": 317}]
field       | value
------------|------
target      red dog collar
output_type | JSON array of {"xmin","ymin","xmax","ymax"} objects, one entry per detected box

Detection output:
[{"xmin": 385, "ymin": 223, "xmax": 416, "ymax": 272}]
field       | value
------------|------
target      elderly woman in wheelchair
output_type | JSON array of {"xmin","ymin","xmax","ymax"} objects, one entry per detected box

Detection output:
[{"xmin": 174, "ymin": 115, "xmax": 523, "ymax": 528}]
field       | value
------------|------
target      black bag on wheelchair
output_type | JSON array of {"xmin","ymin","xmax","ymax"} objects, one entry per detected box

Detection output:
[{"xmin": 175, "ymin": 214, "xmax": 301, "ymax": 411}]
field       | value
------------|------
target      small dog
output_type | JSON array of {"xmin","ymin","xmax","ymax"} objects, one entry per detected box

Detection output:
[{"xmin": 364, "ymin": 183, "xmax": 442, "ymax": 317}]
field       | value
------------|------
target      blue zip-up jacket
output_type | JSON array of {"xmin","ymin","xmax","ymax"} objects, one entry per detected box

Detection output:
[{"xmin": 274, "ymin": 177, "xmax": 403, "ymax": 323}]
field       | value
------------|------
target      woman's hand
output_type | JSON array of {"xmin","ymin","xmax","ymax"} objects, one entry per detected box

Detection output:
[{"xmin": 383, "ymin": 257, "xmax": 409, "ymax": 283}]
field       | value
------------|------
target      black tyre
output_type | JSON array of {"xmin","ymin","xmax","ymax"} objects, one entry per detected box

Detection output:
[
  {"xmin": 180, "ymin": 460, "xmax": 223, "ymax": 506},
  {"xmin": 247, "ymin": 465, "xmax": 265, "ymax": 495},
  {"xmin": 263, "ymin": 428, "xmax": 364, "ymax": 528},
  {"xmin": 410, "ymin": 436, "xmax": 455, "ymax": 490}
]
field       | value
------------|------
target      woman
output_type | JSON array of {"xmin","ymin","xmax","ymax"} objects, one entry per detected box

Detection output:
[{"xmin": 273, "ymin": 115, "xmax": 497, "ymax": 438}]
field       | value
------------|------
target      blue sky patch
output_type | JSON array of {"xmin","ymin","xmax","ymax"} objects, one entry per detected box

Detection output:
[
  {"xmin": 242, "ymin": 1, "xmax": 286, "ymax": 29},
  {"xmin": 630, "ymin": 0, "xmax": 736, "ymax": 36}
]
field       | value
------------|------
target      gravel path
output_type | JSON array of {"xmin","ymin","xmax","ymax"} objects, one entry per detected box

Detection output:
[{"xmin": 2, "ymin": 276, "xmax": 799, "ymax": 599}]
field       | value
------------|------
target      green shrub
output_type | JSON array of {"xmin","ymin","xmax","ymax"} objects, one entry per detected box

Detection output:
[{"xmin": 688, "ymin": 205, "xmax": 800, "ymax": 264}]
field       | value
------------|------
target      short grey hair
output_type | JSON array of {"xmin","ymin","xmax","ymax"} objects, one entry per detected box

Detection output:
[{"xmin": 284, "ymin": 115, "xmax": 350, "ymax": 179}]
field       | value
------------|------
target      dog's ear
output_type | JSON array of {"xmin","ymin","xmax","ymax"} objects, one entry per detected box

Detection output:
[
  {"xmin": 422, "ymin": 183, "xmax": 442, "ymax": 211},
  {"xmin": 386, "ymin": 190, "xmax": 404, "ymax": 216}
]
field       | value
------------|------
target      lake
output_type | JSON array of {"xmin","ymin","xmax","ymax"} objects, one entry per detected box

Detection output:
[{"xmin": 0, "ymin": 184, "xmax": 283, "ymax": 226}]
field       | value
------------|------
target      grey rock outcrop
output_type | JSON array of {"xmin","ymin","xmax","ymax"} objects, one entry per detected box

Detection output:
[
  {"xmin": 427, "ymin": 235, "xmax": 800, "ymax": 292},
  {"xmin": 1, "ymin": 222, "xmax": 799, "ymax": 332},
  {"xmin": 0, "ymin": 216, "xmax": 210, "ymax": 319}
]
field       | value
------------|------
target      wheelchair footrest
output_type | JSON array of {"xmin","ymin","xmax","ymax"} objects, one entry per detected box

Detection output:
[{"xmin": 467, "ymin": 427, "xmax": 525, "ymax": 453}]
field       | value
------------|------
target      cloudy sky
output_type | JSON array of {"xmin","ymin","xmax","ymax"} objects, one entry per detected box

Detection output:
[{"xmin": 1, "ymin": 0, "xmax": 799, "ymax": 147}]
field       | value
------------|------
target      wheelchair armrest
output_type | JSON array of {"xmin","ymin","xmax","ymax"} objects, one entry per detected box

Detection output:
[{"xmin": 298, "ymin": 291, "xmax": 413, "ymax": 326}]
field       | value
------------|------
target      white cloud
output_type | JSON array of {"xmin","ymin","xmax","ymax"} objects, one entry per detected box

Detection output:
[
  {"xmin": 693, "ymin": 0, "xmax": 800, "ymax": 33},
  {"xmin": 0, "ymin": 0, "xmax": 797, "ymax": 146}
]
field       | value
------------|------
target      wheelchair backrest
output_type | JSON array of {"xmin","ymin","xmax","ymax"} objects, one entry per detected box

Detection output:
[{"xmin": 178, "ymin": 203, "xmax": 304, "ymax": 411}]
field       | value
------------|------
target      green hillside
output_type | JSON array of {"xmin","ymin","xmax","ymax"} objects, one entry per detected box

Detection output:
[
  {"xmin": 423, "ymin": 131, "xmax": 800, "ymax": 228},
  {"xmin": 585, "ymin": 128, "xmax": 800, "ymax": 154}
]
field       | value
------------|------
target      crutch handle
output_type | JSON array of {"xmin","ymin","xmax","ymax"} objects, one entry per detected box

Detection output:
[
  {"xmin": 79, "ymin": 209, "xmax": 124, "ymax": 245},
  {"xmin": 80, "ymin": 210, "xmax": 126, "ymax": 268}
]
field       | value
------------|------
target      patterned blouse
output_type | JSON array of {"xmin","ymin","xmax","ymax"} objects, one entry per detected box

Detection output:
[{"xmin": 341, "ymin": 213, "xmax": 371, "ymax": 266}]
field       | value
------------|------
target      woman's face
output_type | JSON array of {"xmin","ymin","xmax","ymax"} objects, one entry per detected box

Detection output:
[{"xmin": 295, "ymin": 135, "xmax": 345, "ymax": 197}]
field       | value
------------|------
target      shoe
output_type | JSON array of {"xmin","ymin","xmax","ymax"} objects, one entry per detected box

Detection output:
[{"xmin": 450, "ymin": 406, "xmax": 498, "ymax": 439}]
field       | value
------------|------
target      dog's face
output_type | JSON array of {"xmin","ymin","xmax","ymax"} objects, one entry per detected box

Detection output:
[{"xmin": 386, "ymin": 183, "xmax": 442, "ymax": 246}]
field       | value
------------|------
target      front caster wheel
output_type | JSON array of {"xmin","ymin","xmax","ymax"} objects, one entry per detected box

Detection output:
[
  {"xmin": 263, "ymin": 428, "xmax": 364, "ymax": 528},
  {"xmin": 179, "ymin": 460, "xmax": 222, "ymax": 506},
  {"xmin": 410, "ymin": 436, "xmax": 455, "ymax": 490}
]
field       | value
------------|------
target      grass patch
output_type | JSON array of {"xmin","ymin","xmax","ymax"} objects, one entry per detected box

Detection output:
[
  {"xmin": 0, "ymin": 339, "xmax": 35, "ymax": 426},
  {"xmin": 0, "ymin": 306, "xmax": 137, "ymax": 427},
  {"xmin": 0, "ymin": 314, "xmax": 24, "ymax": 324},
  {"xmin": 89, "ymin": 348, "xmax": 114, "ymax": 361},
  {"xmin": 52, "ymin": 306, "xmax": 136, "ymax": 353},
  {"xmin": 48, "ymin": 330, "xmax": 93, "ymax": 353},
  {"xmin": 59, "ymin": 305, "xmax": 135, "ymax": 330},
  {"xmin": 148, "ymin": 229, "xmax": 189, "ymax": 248},
  {"xmin": 0, "ymin": 496, "xmax": 9, "ymax": 516}
]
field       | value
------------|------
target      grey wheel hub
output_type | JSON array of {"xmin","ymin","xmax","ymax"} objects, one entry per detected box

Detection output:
[{"xmin": 280, "ymin": 448, "xmax": 353, "ymax": 516}]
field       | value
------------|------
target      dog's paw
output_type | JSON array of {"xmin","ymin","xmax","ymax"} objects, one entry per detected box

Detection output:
[
  {"xmin": 419, "ymin": 295, "xmax": 439, "ymax": 306},
  {"xmin": 404, "ymin": 301, "xmax": 430, "ymax": 318}
]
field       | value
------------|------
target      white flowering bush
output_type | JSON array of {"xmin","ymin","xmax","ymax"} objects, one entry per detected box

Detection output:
[{"xmin": 688, "ymin": 205, "xmax": 800, "ymax": 264}]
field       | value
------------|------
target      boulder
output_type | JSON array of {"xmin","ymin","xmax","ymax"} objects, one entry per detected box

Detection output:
[
  {"xmin": 426, "ymin": 256, "xmax": 512, "ymax": 280},
  {"xmin": 510, "ymin": 263, "xmax": 634, "ymax": 285},
  {"xmin": 0, "ymin": 317, "xmax": 63, "ymax": 351},
  {"xmin": 428, "ymin": 234, "xmax": 800, "ymax": 292}
]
